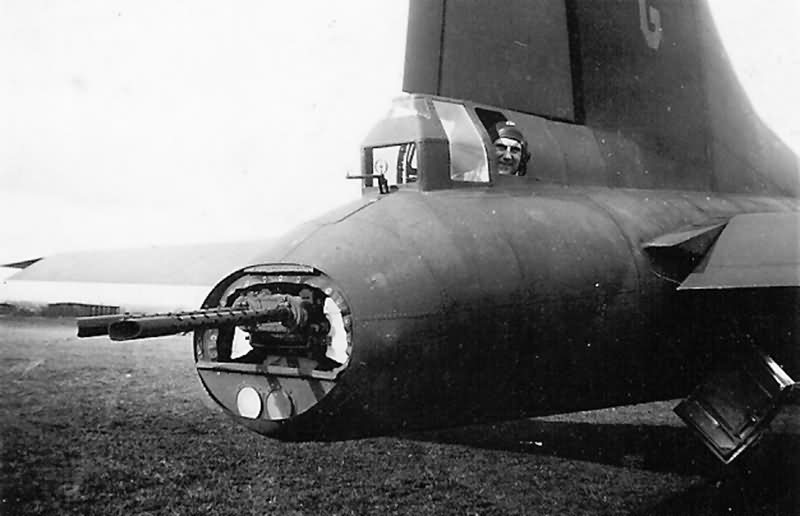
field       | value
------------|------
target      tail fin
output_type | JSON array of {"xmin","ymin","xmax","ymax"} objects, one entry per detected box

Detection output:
[{"xmin": 403, "ymin": 0, "xmax": 799, "ymax": 195}]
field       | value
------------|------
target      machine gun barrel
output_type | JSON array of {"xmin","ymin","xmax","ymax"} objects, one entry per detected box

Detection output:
[
  {"xmin": 110, "ymin": 306, "xmax": 295, "ymax": 341},
  {"xmin": 77, "ymin": 308, "xmax": 224, "ymax": 338},
  {"xmin": 77, "ymin": 303, "xmax": 301, "ymax": 341}
]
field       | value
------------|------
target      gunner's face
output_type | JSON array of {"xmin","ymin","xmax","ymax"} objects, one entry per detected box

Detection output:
[{"xmin": 494, "ymin": 137, "xmax": 523, "ymax": 175}]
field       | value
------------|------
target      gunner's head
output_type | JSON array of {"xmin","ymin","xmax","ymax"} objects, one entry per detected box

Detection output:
[{"xmin": 492, "ymin": 121, "xmax": 529, "ymax": 176}]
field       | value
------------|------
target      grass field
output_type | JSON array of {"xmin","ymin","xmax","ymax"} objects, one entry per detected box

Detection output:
[{"xmin": 2, "ymin": 317, "xmax": 798, "ymax": 515}]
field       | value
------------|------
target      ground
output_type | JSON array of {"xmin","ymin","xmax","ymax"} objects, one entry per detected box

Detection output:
[{"xmin": 1, "ymin": 317, "xmax": 798, "ymax": 515}]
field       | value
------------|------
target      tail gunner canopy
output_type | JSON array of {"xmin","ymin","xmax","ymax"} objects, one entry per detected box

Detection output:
[
  {"xmin": 356, "ymin": 95, "xmax": 496, "ymax": 191},
  {"xmin": 357, "ymin": 95, "xmax": 545, "ymax": 192}
]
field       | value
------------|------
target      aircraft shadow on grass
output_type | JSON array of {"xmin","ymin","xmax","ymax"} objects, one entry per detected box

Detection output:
[
  {"xmin": 411, "ymin": 416, "xmax": 800, "ymax": 513},
  {"xmin": 413, "ymin": 416, "xmax": 800, "ymax": 471}
]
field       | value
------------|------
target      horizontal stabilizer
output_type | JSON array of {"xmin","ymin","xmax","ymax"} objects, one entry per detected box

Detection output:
[
  {"xmin": 1, "ymin": 257, "xmax": 43, "ymax": 269},
  {"xmin": 679, "ymin": 212, "xmax": 800, "ymax": 290},
  {"xmin": 0, "ymin": 240, "xmax": 273, "ymax": 313},
  {"xmin": 644, "ymin": 222, "xmax": 726, "ymax": 254},
  {"xmin": 643, "ymin": 222, "xmax": 727, "ymax": 283},
  {"xmin": 4, "ymin": 241, "xmax": 272, "ymax": 286}
]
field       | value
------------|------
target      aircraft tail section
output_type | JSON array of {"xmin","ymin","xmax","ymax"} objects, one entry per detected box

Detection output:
[
  {"xmin": 403, "ymin": 0, "xmax": 799, "ymax": 196},
  {"xmin": 404, "ymin": 0, "xmax": 577, "ymax": 122}
]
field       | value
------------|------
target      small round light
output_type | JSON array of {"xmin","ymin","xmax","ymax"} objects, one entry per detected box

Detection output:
[
  {"xmin": 236, "ymin": 386, "xmax": 262, "ymax": 419},
  {"xmin": 265, "ymin": 389, "xmax": 294, "ymax": 420}
]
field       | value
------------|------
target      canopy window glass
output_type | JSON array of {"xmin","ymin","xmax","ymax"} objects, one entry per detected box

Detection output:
[
  {"xmin": 371, "ymin": 143, "xmax": 417, "ymax": 187},
  {"xmin": 432, "ymin": 100, "xmax": 489, "ymax": 183}
]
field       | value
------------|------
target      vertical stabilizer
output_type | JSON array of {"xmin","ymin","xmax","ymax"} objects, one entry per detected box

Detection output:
[{"xmin": 403, "ymin": 0, "xmax": 799, "ymax": 195}]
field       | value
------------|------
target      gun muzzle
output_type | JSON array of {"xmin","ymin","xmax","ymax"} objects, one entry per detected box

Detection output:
[{"xmin": 76, "ymin": 314, "xmax": 126, "ymax": 338}]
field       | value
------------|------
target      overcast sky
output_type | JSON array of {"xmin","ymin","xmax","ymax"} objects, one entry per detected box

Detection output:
[
  {"xmin": 0, "ymin": 1, "xmax": 408, "ymax": 264},
  {"xmin": 1, "ymin": 1, "xmax": 798, "ymax": 265}
]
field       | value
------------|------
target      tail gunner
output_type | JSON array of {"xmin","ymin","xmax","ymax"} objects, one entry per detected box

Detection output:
[{"xmin": 492, "ymin": 121, "xmax": 529, "ymax": 176}]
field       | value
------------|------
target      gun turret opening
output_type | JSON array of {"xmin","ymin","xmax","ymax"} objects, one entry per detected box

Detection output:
[
  {"xmin": 192, "ymin": 264, "xmax": 352, "ymax": 429},
  {"xmin": 196, "ymin": 269, "xmax": 350, "ymax": 368}
]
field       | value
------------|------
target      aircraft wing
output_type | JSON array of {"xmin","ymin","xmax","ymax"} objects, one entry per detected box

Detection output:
[{"xmin": 0, "ymin": 240, "xmax": 273, "ymax": 313}]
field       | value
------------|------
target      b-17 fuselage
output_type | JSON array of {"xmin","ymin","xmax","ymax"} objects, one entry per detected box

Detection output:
[{"xmin": 75, "ymin": 0, "xmax": 799, "ymax": 464}]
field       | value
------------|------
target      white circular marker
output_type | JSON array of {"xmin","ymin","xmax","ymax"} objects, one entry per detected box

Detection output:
[
  {"xmin": 265, "ymin": 389, "xmax": 294, "ymax": 420},
  {"xmin": 236, "ymin": 386, "xmax": 262, "ymax": 419}
]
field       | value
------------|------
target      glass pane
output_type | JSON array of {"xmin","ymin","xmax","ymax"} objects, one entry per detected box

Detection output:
[
  {"xmin": 372, "ymin": 143, "xmax": 417, "ymax": 185},
  {"xmin": 432, "ymin": 101, "xmax": 489, "ymax": 183}
]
